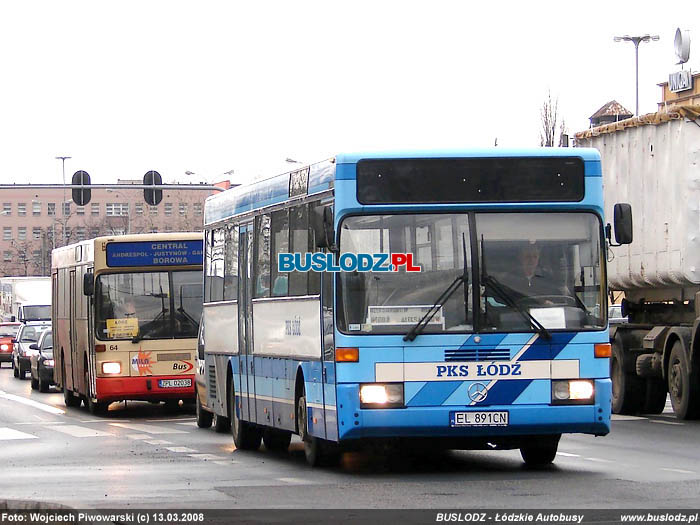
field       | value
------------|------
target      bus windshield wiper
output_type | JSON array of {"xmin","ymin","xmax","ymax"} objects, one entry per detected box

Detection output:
[
  {"xmin": 403, "ymin": 273, "xmax": 467, "ymax": 342},
  {"xmin": 482, "ymin": 273, "xmax": 551, "ymax": 340}
]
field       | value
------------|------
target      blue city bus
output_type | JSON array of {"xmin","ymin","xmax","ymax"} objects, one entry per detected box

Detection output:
[{"xmin": 199, "ymin": 149, "xmax": 611, "ymax": 466}]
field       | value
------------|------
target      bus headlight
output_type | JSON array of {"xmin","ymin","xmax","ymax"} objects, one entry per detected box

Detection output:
[
  {"xmin": 551, "ymin": 379, "xmax": 595, "ymax": 404},
  {"xmin": 359, "ymin": 383, "xmax": 404, "ymax": 408},
  {"xmin": 0, "ymin": 344, "xmax": 8, "ymax": 351},
  {"xmin": 101, "ymin": 362, "xmax": 121, "ymax": 375},
  {"xmin": 45, "ymin": 359, "xmax": 55, "ymax": 367}
]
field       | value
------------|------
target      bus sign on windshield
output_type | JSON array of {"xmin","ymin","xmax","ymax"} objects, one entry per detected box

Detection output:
[{"xmin": 106, "ymin": 240, "xmax": 204, "ymax": 267}]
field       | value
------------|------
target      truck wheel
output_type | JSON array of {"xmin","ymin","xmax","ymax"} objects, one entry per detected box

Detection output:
[
  {"xmin": 611, "ymin": 341, "xmax": 645, "ymax": 414},
  {"xmin": 643, "ymin": 378, "xmax": 667, "ymax": 414},
  {"xmin": 667, "ymin": 341, "xmax": 700, "ymax": 420}
]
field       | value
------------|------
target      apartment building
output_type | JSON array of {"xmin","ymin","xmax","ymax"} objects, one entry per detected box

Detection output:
[{"xmin": 0, "ymin": 181, "xmax": 229, "ymax": 277}]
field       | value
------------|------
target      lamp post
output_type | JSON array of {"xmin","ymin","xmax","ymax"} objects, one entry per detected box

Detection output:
[
  {"xmin": 613, "ymin": 34, "xmax": 659, "ymax": 116},
  {"xmin": 55, "ymin": 156, "xmax": 71, "ymax": 245}
]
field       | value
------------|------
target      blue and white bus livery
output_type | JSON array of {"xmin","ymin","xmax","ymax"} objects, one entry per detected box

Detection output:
[{"xmin": 199, "ymin": 150, "xmax": 612, "ymax": 466}]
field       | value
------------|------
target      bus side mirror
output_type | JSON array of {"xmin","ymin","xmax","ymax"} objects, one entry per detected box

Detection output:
[
  {"xmin": 312, "ymin": 205, "xmax": 336, "ymax": 250},
  {"xmin": 613, "ymin": 203, "xmax": 633, "ymax": 245},
  {"xmin": 83, "ymin": 272, "xmax": 94, "ymax": 296}
]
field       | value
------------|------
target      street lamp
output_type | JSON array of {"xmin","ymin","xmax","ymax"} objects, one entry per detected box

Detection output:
[{"xmin": 613, "ymin": 34, "xmax": 660, "ymax": 116}]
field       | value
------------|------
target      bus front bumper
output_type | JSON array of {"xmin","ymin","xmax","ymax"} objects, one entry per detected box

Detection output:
[
  {"xmin": 96, "ymin": 375, "xmax": 195, "ymax": 402},
  {"xmin": 335, "ymin": 378, "xmax": 611, "ymax": 441}
]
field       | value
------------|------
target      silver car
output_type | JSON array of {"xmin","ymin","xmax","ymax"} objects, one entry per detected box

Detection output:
[{"xmin": 12, "ymin": 321, "xmax": 51, "ymax": 379}]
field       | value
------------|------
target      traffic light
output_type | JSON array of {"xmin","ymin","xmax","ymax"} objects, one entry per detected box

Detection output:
[
  {"xmin": 143, "ymin": 170, "xmax": 163, "ymax": 206},
  {"xmin": 72, "ymin": 170, "xmax": 91, "ymax": 206}
]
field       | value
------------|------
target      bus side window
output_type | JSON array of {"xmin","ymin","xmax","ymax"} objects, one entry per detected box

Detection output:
[
  {"xmin": 289, "ymin": 204, "xmax": 309, "ymax": 296},
  {"xmin": 223, "ymin": 225, "xmax": 239, "ymax": 301},
  {"xmin": 308, "ymin": 202, "xmax": 323, "ymax": 295},
  {"xmin": 270, "ymin": 209, "xmax": 289, "ymax": 297},
  {"xmin": 210, "ymin": 228, "xmax": 225, "ymax": 302},
  {"xmin": 204, "ymin": 229, "xmax": 212, "ymax": 302},
  {"xmin": 254, "ymin": 214, "xmax": 271, "ymax": 298}
]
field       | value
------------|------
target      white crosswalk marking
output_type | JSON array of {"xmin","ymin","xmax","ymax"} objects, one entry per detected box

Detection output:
[
  {"xmin": 51, "ymin": 425, "xmax": 114, "ymax": 438},
  {"xmin": 109, "ymin": 422, "xmax": 187, "ymax": 434},
  {"xmin": 0, "ymin": 427, "xmax": 38, "ymax": 440},
  {"xmin": 611, "ymin": 414, "xmax": 647, "ymax": 421},
  {"xmin": 144, "ymin": 439, "xmax": 173, "ymax": 445},
  {"xmin": 165, "ymin": 446, "xmax": 197, "ymax": 453},
  {"xmin": 0, "ymin": 391, "xmax": 65, "ymax": 415}
]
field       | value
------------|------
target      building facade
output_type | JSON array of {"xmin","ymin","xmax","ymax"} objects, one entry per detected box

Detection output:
[{"xmin": 0, "ymin": 181, "xmax": 229, "ymax": 277}]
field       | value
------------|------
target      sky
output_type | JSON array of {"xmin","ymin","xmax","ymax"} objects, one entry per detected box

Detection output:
[{"xmin": 0, "ymin": 1, "xmax": 697, "ymax": 186}]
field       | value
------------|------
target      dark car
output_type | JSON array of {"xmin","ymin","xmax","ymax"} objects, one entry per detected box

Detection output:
[
  {"xmin": 30, "ymin": 329, "xmax": 54, "ymax": 392},
  {"xmin": 0, "ymin": 322, "xmax": 21, "ymax": 367},
  {"xmin": 12, "ymin": 321, "xmax": 51, "ymax": 379}
]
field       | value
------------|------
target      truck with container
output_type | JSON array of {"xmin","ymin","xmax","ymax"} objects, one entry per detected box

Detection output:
[
  {"xmin": 0, "ymin": 276, "xmax": 52, "ymax": 323},
  {"xmin": 575, "ymin": 104, "xmax": 700, "ymax": 419}
]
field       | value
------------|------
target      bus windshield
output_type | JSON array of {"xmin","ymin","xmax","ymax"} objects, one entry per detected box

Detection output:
[
  {"xmin": 337, "ymin": 212, "xmax": 605, "ymax": 335},
  {"xmin": 95, "ymin": 270, "xmax": 203, "ymax": 341}
]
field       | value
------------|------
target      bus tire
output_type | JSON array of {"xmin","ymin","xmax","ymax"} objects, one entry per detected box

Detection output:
[
  {"xmin": 85, "ymin": 367, "xmax": 108, "ymax": 415},
  {"xmin": 296, "ymin": 393, "xmax": 338, "ymax": 467},
  {"xmin": 643, "ymin": 378, "xmax": 667, "ymax": 415},
  {"xmin": 13, "ymin": 360, "xmax": 18, "ymax": 378},
  {"xmin": 263, "ymin": 430, "xmax": 292, "ymax": 452},
  {"xmin": 31, "ymin": 376, "xmax": 39, "ymax": 390},
  {"xmin": 668, "ymin": 341, "xmax": 700, "ymax": 420},
  {"xmin": 520, "ymin": 434, "xmax": 560, "ymax": 467},
  {"xmin": 213, "ymin": 412, "xmax": 231, "ymax": 433},
  {"xmin": 62, "ymin": 359, "xmax": 81, "ymax": 408},
  {"xmin": 39, "ymin": 379, "xmax": 50, "ymax": 393},
  {"xmin": 611, "ymin": 340, "xmax": 645, "ymax": 414},
  {"xmin": 195, "ymin": 389, "xmax": 213, "ymax": 429},
  {"xmin": 229, "ymin": 381, "xmax": 261, "ymax": 450}
]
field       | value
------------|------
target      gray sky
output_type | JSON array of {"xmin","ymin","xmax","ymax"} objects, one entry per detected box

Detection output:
[{"xmin": 0, "ymin": 1, "xmax": 696, "ymax": 186}]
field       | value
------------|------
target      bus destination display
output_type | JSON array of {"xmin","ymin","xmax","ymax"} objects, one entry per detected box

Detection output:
[{"xmin": 106, "ymin": 240, "xmax": 204, "ymax": 267}]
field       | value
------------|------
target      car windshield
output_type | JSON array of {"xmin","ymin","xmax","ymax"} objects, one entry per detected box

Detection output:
[
  {"xmin": 0, "ymin": 325, "xmax": 19, "ymax": 337},
  {"xmin": 337, "ymin": 212, "xmax": 605, "ymax": 335},
  {"xmin": 20, "ymin": 325, "xmax": 50, "ymax": 342},
  {"xmin": 95, "ymin": 270, "xmax": 203, "ymax": 341},
  {"xmin": 41, "ymin": 333, "xmax": 53, "ymax": 351}
]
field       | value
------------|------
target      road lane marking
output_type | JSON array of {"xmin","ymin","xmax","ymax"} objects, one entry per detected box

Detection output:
[
  {"xmin": 109, "ymin": 423, "xmax": 187, "ymax": 434},
  {"xmin": 584, "ymin": 457, "xmax": 613, "ymax": 463},
  {"xmin": 176, "ymin": 422, "xmax": 198, "ymax": 427},
  {"xmin": 144, "ymin": 439, "xmax": 173, "ymax": 445},
  {"xmin": 611, "ymin": 414, "xmax": 647, "ymax": 421},
  {"xmin": 51, "ymin": 425, "xmax": 114, "ymax": 438},
  {"xmin": 556, "ymin": 452, "xmax": 580, "ymax": 457},
  {"xmin": 0, "ymin": 427, "xmax": 38, "ymax": 440},
  {"xmin": 213, "ymin": 460, "xmax": 237, "ymax": 466},
  {"xmin": 188, "ymin": 453, "xmax": 226, "ymax": 461},
  {"xmin": 165, "ymin": 446, "xmax": 197, "ymax": 453},
  {"xmin": 146, "ymin": 418, "xmax": 195, "ymax": 422},
  {"xmin": 0, "ymin": 391, "xmax": 65, "ymax": 415},
  {"xmin": 649, "ymin": 419, "xmax": 684, "ymax": 426},
  {"xmin": 661, "ymin": 468, "xmax": 695, "ymax": 474},
  {"xmin": 126, "ymin": 434, "xmax": 152, "ymax": 440}
]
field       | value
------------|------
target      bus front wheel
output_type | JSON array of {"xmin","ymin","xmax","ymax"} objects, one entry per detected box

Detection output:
[
  {"xmin": 297, "ymin": 391, "xmax": 339, "ymax": 467},
  {"xmin": 519, "ymin": 434, "xmax": 560, "ymax": 467},
  {"xmin": 62, "ymin": 358, "xmax": 81, "ymax": 408},
  {"xmin": 195, "ymin": 388, "xmax": 213, "ymax": 429},
  {"xmin": 229, "ymin": 380, "xmax": 261, "ymax": 450}
]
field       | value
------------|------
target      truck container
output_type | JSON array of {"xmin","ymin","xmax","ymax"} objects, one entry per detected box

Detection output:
[
  {"xmin": 575, "ymin": 104, "xmax": 700, "ymax": 419},
  {"xmin": 0, "ymin": 277, "xmax": 51, "ymax": 323}
]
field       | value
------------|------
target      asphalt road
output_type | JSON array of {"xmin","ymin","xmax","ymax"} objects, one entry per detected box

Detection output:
[{"xmin": 0, "ymin": 363, "xmax": 699, "ymax": 510}]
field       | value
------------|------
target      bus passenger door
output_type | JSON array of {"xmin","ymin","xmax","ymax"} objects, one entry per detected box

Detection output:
[
  {"xmin": 69, "ymin": 270, "xmax": 79, "ymax": 393},
  {"xmin": 236, "ymin": 223, "xmax": 255, "ymax": 423},
  {"xmin": 321, "ymin": 271, "xmax": 338, "ymax": 441}
]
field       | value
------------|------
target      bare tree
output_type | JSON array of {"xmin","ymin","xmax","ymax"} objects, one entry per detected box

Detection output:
[{"xmin": 540, "ymin": 91, "xmax": 561, "ymax": 147}]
